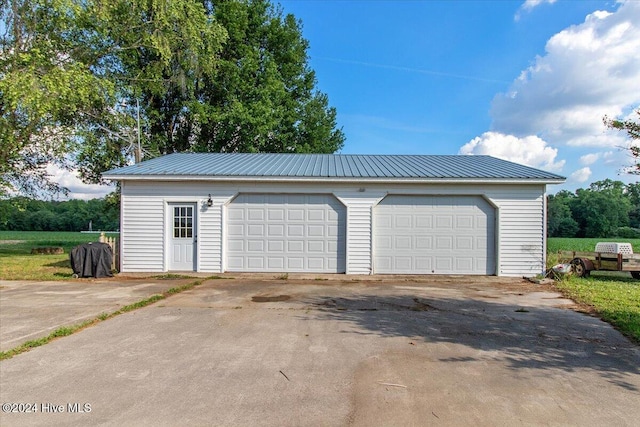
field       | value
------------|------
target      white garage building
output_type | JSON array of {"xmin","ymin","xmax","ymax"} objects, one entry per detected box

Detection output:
[{"xmin": 103, "ymin": 153, "xmax": 564, "ymax": 277}]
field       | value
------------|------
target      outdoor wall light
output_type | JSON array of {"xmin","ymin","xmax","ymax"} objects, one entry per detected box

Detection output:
[{"xmin": 207, "ymin": 194, "xmax": 213, "ymax": 207}]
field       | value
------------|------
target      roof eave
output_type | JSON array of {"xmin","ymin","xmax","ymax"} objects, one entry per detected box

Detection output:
[{"xmin": 103, "ymin": 175, "xmax": 565, "ymax": 185}]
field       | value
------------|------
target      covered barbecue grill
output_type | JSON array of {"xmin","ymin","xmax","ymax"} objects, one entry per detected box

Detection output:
[{"xmin": 70, "ymin": 242, "xmax": 113, "ymax": 278}]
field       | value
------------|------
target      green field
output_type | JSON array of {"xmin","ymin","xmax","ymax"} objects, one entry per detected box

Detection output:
[
  {"xmin": 548, "ymin": 237, "xmax": 640, "ymax": 253},
  {"xmin": 0, "ymin": 231, "xmax": 118, "ymax": 280}
]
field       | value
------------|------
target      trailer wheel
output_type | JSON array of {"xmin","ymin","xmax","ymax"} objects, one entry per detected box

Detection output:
[
  {"xmin": 571, "ymin": 258, "xmax": 590, "ymax": 278},
  {"xmin": 632, "ymin": 271, "xmax": 640, "ymax": 280}
]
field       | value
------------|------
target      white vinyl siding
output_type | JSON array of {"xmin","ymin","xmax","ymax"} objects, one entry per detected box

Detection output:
[
  {"xmin": 489, "ymin": 190, "xmax": 545, "ymax": 277},
  {"xmin": 199, "ymin": 194, "xmax": 235, "ymax": 273},
  {"xmin": 120, "ymin": 187, "xmax": 165, "ymax": 272},
  {"xmin": 118, "ymin": 181, "xmax": 548, "ymax": 277},
  {"xmin": 334, "ymin": 193, "xmax": 386, "ymax": 274}
]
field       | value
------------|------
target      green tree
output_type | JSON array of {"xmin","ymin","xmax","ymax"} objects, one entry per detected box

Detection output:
[
  {"xmin": 0, "ymin": 0, "xmax": 111, "ymax": 196},
  {"xmin": 192, "ymin": 0, "xmax": 344, "ymax": 155},
  {"xmin": 547, "ymin": 191, "xmax": 578, "ymax": 237},
  {"xmin": 569, "ymin": 180, "xmax": 631, "ymax": 237},
  {"xmin": 625, "ymin": 182, "xmax": 640, "ymax": 229},
  {"xmin": 604, "ymin": 108, "xmax": 639, "ymax": 175},
  {"xmin": 1, "ymin": 0, "xmax": 227, "ymax": 193}
]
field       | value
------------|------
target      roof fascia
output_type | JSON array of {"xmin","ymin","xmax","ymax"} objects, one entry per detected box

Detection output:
[{"xmin": 104, "ymin": 175, "xmax": 565, "ymax": 185}]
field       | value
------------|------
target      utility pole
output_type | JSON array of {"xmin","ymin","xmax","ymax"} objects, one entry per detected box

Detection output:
[{"xmin": 135, "ymin": 98, "xmax": 142, "ymax": 163}]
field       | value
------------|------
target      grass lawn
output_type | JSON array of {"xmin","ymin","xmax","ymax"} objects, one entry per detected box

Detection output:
[
  {"xmin": 547, "ymin": 237, "xmax": 640, "ymax": 344},
  {"xmin": 553, "ymin": 274, "xmax": 640, "ymax": 343},
  {"xmin": 0, "ymin": 231, "xmax": 118, "ymax": 281}
]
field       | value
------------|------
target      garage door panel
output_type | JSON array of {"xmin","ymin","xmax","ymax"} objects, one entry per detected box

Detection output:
[
  {"xmin": 377, "ymin": 215, "xmax": 392, "ymax": 228},
  {"xmin": 436, "ymin": 236, "xmax": 453, "ymax": 250},
  {"xmin": 247, "ymin": 240, "xmax": 263, "ymax": 252},
  {"xmin": 377, "ymin": 236, "xmax": 392, "ymax": 250},
  {"xmin": 268, "ymin": 208, "xmax": 284, "ymax": 221},
  {"xmin": 248, "ymin": 209, "xmax": 264, "ymax": 221},
  {"xmin": 436, "ymin": 216, "xmax": 453, "ymax": 229},
  {"xmin": 247, "ymin": 257, "xmax": 264, "ymax": 269},
  {"xmin": 227, "ymin": 258, "xmax": 243, "ymax": 270},
  {"xmin": 268, "ymin": 258, "xmax": 284, "ymax": 269},
  {"xmin": 456, "ymin": 258, "xmax": 473, "ymax": 271},
  {"xmin": 395, "ymin": 257, "xmax": 412, "ymax": 270},
  {"xmin": 456, "ymin": 236, "xmax": 473, "ymax": 250},
  {"xmin": 395, "ymin": 235, "xmax": 412, "ymax": 250},
  {"xmin": 247, "ymin": 224, "xmax": 264, "ymax": 236},
  {"xmin": 227, "ymin": 240, "xmax": 244, "ymax": 252},
  {"xmin": 288, "ymin": 258, "xmax": 303, "ymax": 269},
  {"xmin": 475, "ymin": 258, "xmax": 487, "ymax": 271},
  {"xmin": 375, "ymin": 195, "xmax": 495, "ymax": 275},
  {"xmin": 268, "ymin": 224, "xmax": 284, "ymax": 237},
  {"xmin": 308, "ymin": 209, "xmax": 324, "ymax": 221},
  {"xmin": 456, "ymin": 215, "xmax": 473, "ymax": 229},
  {"xmin": 415, "ymin": 257, "xmax": 432, "ymax": 271},
  {"xmin": 227, "ymin": 224, "xmax": 244, "ymax": 236},
  {"xmin": 288, "ymin": 225, "xmax": 304, "ymax": 237},
  {"xmin": 308, "ymin": 241, "xmax": 324, "ymax": 253},
  {"xmin": 308, "ymin": 225, "xmax": 324, "ymax": 237},
  {"xmin": 377, "ymin": 257, "xmax": 392, "ymax": 270},
  {"xmin": 395, "ymin": 215, "xmax": 412, "ymax": 228},
  {"xmin": 288, "ymin": 209, "xmax": 304, "ymax": 221},
  {"xmin": 268, "ymin": 240, "xmax": 284, "ymax": 252},
  {"xmin": 308, "ymin": 258, "xmax": 324, "ymax": 270},
  {"xmin": 416, "ymin": 215, "xmax": 432, "ymax": 228},
  {"xmin": 227, "ymin": 194, "xmax": 345, "ymax": 273},
  {"xmin": 435, "ymin": 257, "xmax": 453, "ymax": 271},
  {"xmin": 415, "ymin": 236, "xmax": 432, "ymax": 249},
  {"xmin": 288, "ymin": 240, "xmax": 304, "ymax": 252}
]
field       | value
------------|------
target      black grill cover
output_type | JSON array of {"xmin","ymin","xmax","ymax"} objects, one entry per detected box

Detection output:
[{"xmin": 70, "ymin": 242, "xmax": 113, "ymax": 278}]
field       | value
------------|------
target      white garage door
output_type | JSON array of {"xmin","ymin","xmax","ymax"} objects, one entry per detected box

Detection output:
[
  {"xmin": 374, "ymin": 195, "xmax": 495, "ymax": 274},
  {"xmin": 226, "ymin": 194, "xmax": 346, "ymax": 273}
]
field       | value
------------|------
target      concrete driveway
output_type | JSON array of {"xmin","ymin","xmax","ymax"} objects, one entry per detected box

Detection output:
[{"xmin": 1, "ymin": 277, "xmax": 639, "ymax": 426}]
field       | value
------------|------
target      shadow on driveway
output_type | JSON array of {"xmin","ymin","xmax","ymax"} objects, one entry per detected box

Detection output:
[{"xmin": 302, "ymin": 293, "xmax": 640, "ymax": 391}]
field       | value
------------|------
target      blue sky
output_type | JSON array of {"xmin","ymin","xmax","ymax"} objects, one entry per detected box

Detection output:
[
  {"xmin": 278, "ymin": 0, "xmax": 639, "ymax": 191},
  {"xmin": 62, "ymin": 0, "xmax": 639, "ymax": 198}
]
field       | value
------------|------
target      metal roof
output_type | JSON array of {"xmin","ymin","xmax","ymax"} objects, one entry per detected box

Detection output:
[{"xmin": 103, "ymin": 153, "xmax": 565, "ymax": 182}]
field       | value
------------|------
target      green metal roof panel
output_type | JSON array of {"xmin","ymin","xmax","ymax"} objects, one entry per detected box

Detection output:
[{"xmin": 103, "ymin": 153, "xmax": 566, "ymax": 181}]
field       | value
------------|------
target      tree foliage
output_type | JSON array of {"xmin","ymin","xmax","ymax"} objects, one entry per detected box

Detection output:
[
  {"xmin": 547, "ymin": 179, "xmax": 639, "ymax": 238},
  {"xmin": 191, "ymin": 0, "xmax": 344, "ymax": 155},
  {"xmin": 604, "ymin": 108, "xmax": 640, "ymax": 175},
  {"xmin": 0, "ymin": 195, "xmax": 120, "ymax": 231},
  {"xmin": 2, "ymin": 0, "xmax": 344, "ymax": 196}
]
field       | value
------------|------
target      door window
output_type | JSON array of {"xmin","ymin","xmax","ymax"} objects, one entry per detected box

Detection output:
[{"xmin": 173, "ymin": 206, "xmax": 193, "ymax": 238}]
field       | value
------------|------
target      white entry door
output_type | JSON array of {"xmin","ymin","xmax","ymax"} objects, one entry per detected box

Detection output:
[{"xmin": 169, "ymin": 204, "xmax": 196, "ymax": 271}]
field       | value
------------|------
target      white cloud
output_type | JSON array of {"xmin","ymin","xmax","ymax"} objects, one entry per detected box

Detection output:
[
  {"xmin": 515, "ymin": 0, "xmax": 557, "ymax": 21},
  {"xmin": 495, "ymin": 0, "xmax": 640, "ymax": 148},
  {"xmin": 569, "ymin": 167, "xmax": 592, "ymax": 183},
  {"xmin": 46, "ymin": 164, "xmax": 114, "ymax": 200},
  {"xmin": 459, "ymin": 131, "xmax": 565, "ymax": 172},
  {"xmin": 579, "ymin": 153, "xmax": 600, "ymax": 165}
]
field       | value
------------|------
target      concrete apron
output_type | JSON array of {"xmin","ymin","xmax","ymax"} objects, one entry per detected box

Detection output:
[
  {"xmin": 1, "ymin": 277, "xmax": 639, "ymax": 426},
  {"xmin": 0, "ymin": 278, "xmax": 194, "ymax": 352}
]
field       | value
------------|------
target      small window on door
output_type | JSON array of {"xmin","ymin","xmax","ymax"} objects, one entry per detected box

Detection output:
[{"xmin": 173, "ymin": 206, "xmax": 194, "ymax": 238}]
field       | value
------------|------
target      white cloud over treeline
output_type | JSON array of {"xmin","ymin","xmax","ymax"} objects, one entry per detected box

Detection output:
[{"xmin": 463, "ymin": 0, "xmax": 640, "ymax": 179}]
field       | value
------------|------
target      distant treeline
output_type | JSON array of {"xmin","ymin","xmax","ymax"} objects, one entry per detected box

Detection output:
[
  {"xmin": 1, "ymin": 179, "xmax": 638, "ymax": 238},
  {"xmin": 0, "ymin": 194, "xmax": 119, "ymax": 232},
  {"xmin": 548, "ymin": 179, "xmax": 640, "ymax": 238}
]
